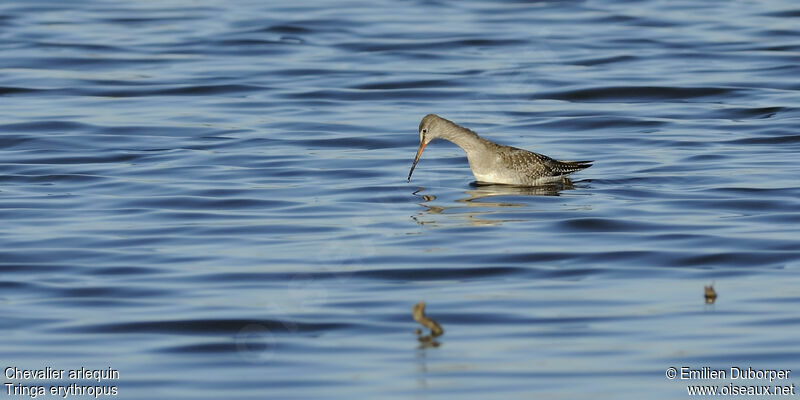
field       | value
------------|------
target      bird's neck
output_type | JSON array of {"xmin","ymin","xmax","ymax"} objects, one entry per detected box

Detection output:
[{"xmin": 438, "ymin": 123, "xmax": 487, "ymax": 154}]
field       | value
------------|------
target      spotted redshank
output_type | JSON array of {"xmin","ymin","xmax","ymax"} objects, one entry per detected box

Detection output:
[{"xmin": 407, "ymin": 114, "xmax": 592, "ymax": 186}]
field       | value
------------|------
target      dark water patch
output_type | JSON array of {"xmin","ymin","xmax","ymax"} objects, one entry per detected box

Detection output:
[
  {"xmin": 673, "ymin": 252, "xmax": 795, "ymax": 268},
  {"xmin": 444, "ymin": 311, "xmax": 639, "ymax": 326},
  {"xmin": 99, "ymin": 15, "xmax": 207, "ymax": 25},
  {"xmin": 0, "ymin": 86, "xmax": 44, "ymax": 95},
  {"xmin": 538, "ymin": 86, "xmax": 737, "ymax": 102},
  {"xmin": 31, "ymin": 41, "xmax": 123, "ymax": 52},
  {"xmin": 0, "ymin": 280, "xmax": 35, "ymax": 290},
  {"xmin": 0, "ymin": 316, "xmax": 61, "ymax": 330},
  {"xmin": 0, "ymin": 14, "xmax": 16, "ymax": 25},
  {"xmin": 112, "ymin": 196, "xmax": 296, "ymax": 210},
  {"xmin": 93, "ymin": 84, "xmax": 265, "ymax": 97},
  {"xmin": 0, "ymin": 135, "xmax": 32, "ymax": 148},
  {"xmin": 3, "ymin": 56, "xmax": 176, "ymax": 70},
  {"xmin": 89, "ymin": 266, "xmax": 165, "ymax": 276},
  {"xmin": 556, "ymin": 251, "xmax": 655, "ymax": 266},
  {"xmin": 713, "ymin": 198, "xmax": 795, "ymax": 212},
  {"xmin": 623, "ymin": 17, "xmax": 678, "ymax": 28},
  {"xmin": 756, "ymin": 29, "xmax": 800, "ymax": 38},
  {"xmin": 568, "ymin": 55, "xmax": 637, "ymax": 66},
  {"xmin": 0, "ymin": 173, "xmax": 107, "ymax": 184},
  {"xmin": 604, "ymin": 37, "xmax": 694, "ymax": 50},
  {"xmin": 729, "ymin": 209, "xmax": 800, "ymax": 226},
  {"xmin": 339, "ymin": 38, "xmax": 526, "ymax": 52},
  {"xmin": 269, "ymin": 68, "xmax": 363, "ymax": 78},
  {"xmin": 147, "ymin": 37, "xmax": 296, "ymax": 55},
  {"xmin": 11, "ymin": 152, "xmax": 141, "ymax": 165},
  {"xmin": 97, "ymin": 125, "xmax": 222, "ymax": 137},
  {"xmin": 268, "ymin": 120, "xmax": 376, "ymax": 133},
  {"xmin": 283, "ymin": 88, "xmax": 467, "ymax": 101},
  {"xmin": 762, "ymin": 9, "xmax": 800, "ymax": 17},
  {"xmin": 293, "ymin": 136, "xmax": 394, "ymax": 150},
  {"xmin": 493, "ymin": 250, "xmax": 751, "ymax": 272},
  {"xmin": 235, "ymin": 222, "xmax": 341, "ymax": 235},
  {"xmin": 199, "ymin": 40, "xmax": 304, "ymax": 54},
  {"xmin": 193, "ymin": 266, "xmax": 528, "ymax": 284},
  {"xmin": 0, "ymin": 120, "xmax": 92, "ymax": 132},
  {"xmin": 757, "ymin": 44, "xmax": 800, "ymax": 52},
  {"xmin": 493, "ymin": 252, "xmax": 583, "ymax": 264},
  {"xmin": 542, "ymin": 267, "xmax": 612, "ymax": 279},
  {"xmin": 680, "ymin": 153, "xmax": 728, "ymax": 163},
  {"xmin": 353, "ymin": 79, "xmax": 459, "ymax": 90},
  {"xmin": 41, "ymin": 299, "xmax": 149, "ymax": 309},
  {"xmin": 728, "ymin": 134, "xmax": 800, "ymax": 145},
  {"xmin": 78, "ymin": 78, "xmax": 177, "ymax": 87},
  {"xmin": 710, "ymin": 186, "xmax": 800, "ymax": 198},
  {"xmin": 591, "ymin": 13, "xmax": 680, "ymax": 28},
  {"xmin": 355, "ymin": 266, "xmax": 527, "ymax": 281},
  {"xmin": 190, "ymin": 224, "xmax": 309, "ymax": 237},
  {"xmin": 53, "ymin": 286, "xmax": 169, "ymax": 299},
  {"xmin": 558, "ymin": 217, "xmax": 663, "ymax": 232},
  {"xmin": 3, "ymin": 245, "xmax": 193, "ymax": 265},
  {"xmin": 67, "ymin": 319, "xmax": 352, "ymax": 335},
  {"xmin": 262, "ymin": 24, "xmax": 313, "ymax": 34},
  {"xmin": 183, "ymin": 271, "xmax": 342, "ymax": 284},
  {"xmin": 89, "ymin": 5, "xmax": 221, "ymax": 14},
  {"xmin": 706, "ymin": 106, "xmax": 785, "ymax": 120},
  {"xmin": 160, "ymin": 341, "xmax": 285, "ymax": 355},
  {"xmin": 0, "ymin": 263, "xmax": 75, "ymax": 274},
  {"xmin": 436, "ymin": 311, "xmax": 527, "ymax": 325},
  {"xmin": 214, "ymin": 38, "xmax": 305, "ymax": 47},
  {"xmin": 518, "ymin": 116, "xmax": 665, "ymax": 131},
  {"xmin": 275, "ymin": 166, "xmax": 381, "ymax": 179},
  {"xmin": 163, "ymin": 342, "xmax": 239, "ymax": 354},
  {"xmin": 247, "ymin": 18, "xmax": 352, "ymax": 34}
]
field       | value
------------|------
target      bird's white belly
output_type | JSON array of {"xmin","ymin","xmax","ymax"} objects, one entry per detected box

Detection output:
[
  {"xmin": 471, "ymin": 168, "xmax": 522, "ymax": 185},
  {"xmin": 472, "ymin": 168, "xmax": 563, "ymax": 186}
]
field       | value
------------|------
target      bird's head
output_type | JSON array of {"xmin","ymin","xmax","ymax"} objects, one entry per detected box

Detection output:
[{"xmin": 408, "ymin": 114, "xmax": 445, "ymax": 181}]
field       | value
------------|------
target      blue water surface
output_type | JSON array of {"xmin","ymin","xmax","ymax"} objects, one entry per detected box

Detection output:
[{"xmin": 2, "ymin": 0, "xmax": 800, "ymax": 399}]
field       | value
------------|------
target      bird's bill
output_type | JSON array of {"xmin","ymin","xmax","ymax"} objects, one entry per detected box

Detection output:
[{"xmin": 407, "ymin": 141, "xmax": 428, "ymax": 182}]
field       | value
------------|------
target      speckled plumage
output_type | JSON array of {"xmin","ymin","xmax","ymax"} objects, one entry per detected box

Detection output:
[{"xmin": 408, "ymin": 114, "xmax": 592, "ymax": 186}]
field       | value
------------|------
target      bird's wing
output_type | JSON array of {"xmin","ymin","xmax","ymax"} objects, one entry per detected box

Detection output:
[{"xmin": 498, "ymin": 146, "xmax": 591, "ymax": 177}]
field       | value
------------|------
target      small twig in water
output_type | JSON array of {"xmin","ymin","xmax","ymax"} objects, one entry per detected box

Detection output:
[{"xmin": 413, "ymin": 302, "xmax": 444, "ymax": 341}]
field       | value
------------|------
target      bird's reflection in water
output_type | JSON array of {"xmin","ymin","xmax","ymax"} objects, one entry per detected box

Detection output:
[
  {"xmin": 468, "ymin": 178, "xmax": 576, "ymax": 198},
  {"xmin": 412, "ymin": 179, "xmax": 586, "ymax": 226}
]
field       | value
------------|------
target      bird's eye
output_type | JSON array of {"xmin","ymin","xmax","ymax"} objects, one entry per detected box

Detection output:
[{"xmin": 422, "ymin": 129, "xmax": 427, "ymax": 134}]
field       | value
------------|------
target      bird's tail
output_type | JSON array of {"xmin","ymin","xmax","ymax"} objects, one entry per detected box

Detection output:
[{"xmin": 553, "ymin": 160, "xmax": 593, "ymax": 175}]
